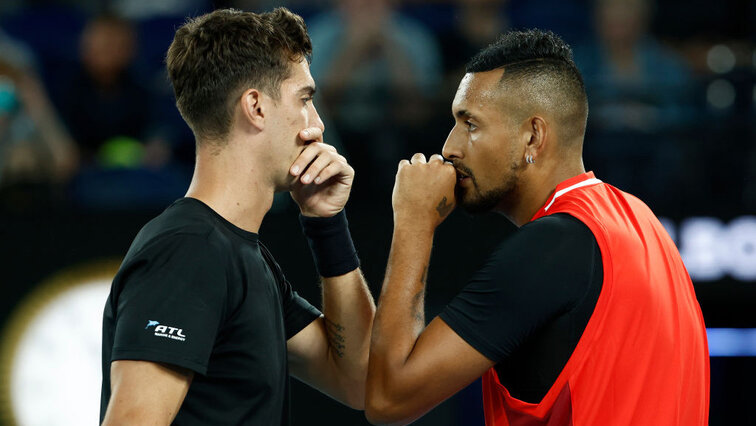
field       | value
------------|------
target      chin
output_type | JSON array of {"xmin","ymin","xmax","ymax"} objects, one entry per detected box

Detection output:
[
  {"xmin": 273, "ymin": 175, "xmax": 297, "ymax": 193},
  {"xmin": 457, "ymin": 186, "xmax": 510, "ymax": 215},
  {"xmin": 458, "ymin": 193, "xmax": 493, "ymax": 214},
  {"xmin": 459, "ymin": 200, "xmax": 495, "ymax": 214}
]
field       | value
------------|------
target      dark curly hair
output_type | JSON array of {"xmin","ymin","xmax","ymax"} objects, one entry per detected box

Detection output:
[{"xmin": 166, "ymin": 8, "xmax": 312, "ymax": 143}]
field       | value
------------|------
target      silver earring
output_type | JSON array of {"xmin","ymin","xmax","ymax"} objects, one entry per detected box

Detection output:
[{"xmin": 526, "ymin": 154, "xmax": 535, "ymax": 164}]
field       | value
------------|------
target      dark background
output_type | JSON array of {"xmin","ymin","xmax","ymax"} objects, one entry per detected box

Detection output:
[{"xmin": 0, "ymin": 0, "xmax": 754, "ymax": 425}]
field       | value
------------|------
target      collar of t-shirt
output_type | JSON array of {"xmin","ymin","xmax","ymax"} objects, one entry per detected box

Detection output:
[
  {"xmin": 177, "ymin": 197, "xmax": 260, "ymax": 243},
  {"xmin": 531, "ymin": 171, "xmax": 603, "ymax": 221}
]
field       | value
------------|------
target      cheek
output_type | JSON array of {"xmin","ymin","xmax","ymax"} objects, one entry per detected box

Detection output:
[{"xmin": 477, "ymin": 138, "xmax": 512, "ymax": 184}]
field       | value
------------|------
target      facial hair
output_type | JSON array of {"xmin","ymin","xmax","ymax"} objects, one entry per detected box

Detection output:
[{"xmin": 456, "ymin": 161, "xmax": 520, "ymax": 214}]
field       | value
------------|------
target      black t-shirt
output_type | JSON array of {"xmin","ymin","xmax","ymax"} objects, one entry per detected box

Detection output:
[
  {"xmin": 100, "ymin": 198, "xmax": 321, "ymax": 425},
  {"xmin": 439, "ymin": 213, "xmax": 603, "ymax": 403}
]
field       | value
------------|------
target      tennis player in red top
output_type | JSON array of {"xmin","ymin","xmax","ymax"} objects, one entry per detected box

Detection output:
[{"xmin": 365, "ymin": 30, "xmax": 709, "ymax": 426}]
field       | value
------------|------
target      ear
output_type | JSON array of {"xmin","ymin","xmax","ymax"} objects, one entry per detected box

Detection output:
[
  {"xmin": 523, "ymin": 116, "xmax": 547, "ymax": 162},
  {"xmin": 240, "ymin": 88, "xmax": 265, "ymax": 132}
]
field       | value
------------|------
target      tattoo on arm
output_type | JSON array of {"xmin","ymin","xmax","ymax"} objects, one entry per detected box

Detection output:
[
  {"xmin": 411, "ymin": 265, "xmax": 428, "ymax": 325},
  {"xmin": 325, "ymin": 318, "xmax": 346, "ymax": 358},
  {"xmin": 411, "ymin": 289, "xmax": 425, "ymax": 324},
  {"xmin": 436, "ymin": 196, "xmax": 453, "ymax": 217}
]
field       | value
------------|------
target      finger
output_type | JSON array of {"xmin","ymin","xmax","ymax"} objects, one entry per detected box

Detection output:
[
  {"xmin": 314, "ymin": 159, "xmax": 352, "ymax": 184},
  {"xmin": 291, "ymin": 142, "xmax": 327, "ymax": 176},
  {"xmin": 442, "ymin": 162, "xmax": 458, "ymax": 177},
  {"xmin": 299, "ymin": 127, "xmax": 323, "ymax": 142},
  {"xmin": 300, "ymin": 151, "xmax": 335, "ymax": 184},
  {"xmin": 398, "ymin": 159, "xmax": 410, "ymax": 170},
  {"xmin": 411, "ymin": 153, "xmax": 427, "ymax": 164},
  {"xmin": 429, "ymin": 154, "xmax": 444, "ymax": 164}
]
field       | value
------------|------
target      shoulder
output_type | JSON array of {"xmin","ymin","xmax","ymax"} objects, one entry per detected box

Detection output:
[
  {"xmin": 524, "ymin": 213, "xmax": 590, "ymax": 232},
  {"xmin": 124, "ymin": 199, "xmax": 228, "ymax": 266},
  {"xmin": 511, "ymin": 213, "xmax": 593, "ymax": 247},
  {"xmin": 482, "ymin": 214, "xmax": 596, "ymax": 270}
]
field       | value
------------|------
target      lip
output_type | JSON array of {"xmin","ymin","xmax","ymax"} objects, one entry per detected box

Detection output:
[{"xmin": 455, "ymin": 168, "xmax": 470, "ymax": 184}]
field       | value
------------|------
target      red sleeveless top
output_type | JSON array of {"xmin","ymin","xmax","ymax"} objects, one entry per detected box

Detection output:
[{"xmin": 482, "ymin": 172, "xmax": 709, "ymax": 426}]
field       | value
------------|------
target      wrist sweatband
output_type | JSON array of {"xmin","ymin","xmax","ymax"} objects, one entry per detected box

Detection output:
[{"xmin": 299, "ymin": 210, "xmax": 360, "ymax": 278}]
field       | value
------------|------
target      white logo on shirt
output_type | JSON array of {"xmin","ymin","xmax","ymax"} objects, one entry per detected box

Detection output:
[{"xmin": 145, "ymin": 320, "xmax": 186, "ymax": 342}]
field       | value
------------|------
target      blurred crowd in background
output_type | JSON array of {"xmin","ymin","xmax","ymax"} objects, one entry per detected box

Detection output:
[
  {"xmin": 0, "ymin": 0, "xmax": 753, "ymax": 219},
  {"xmin": 0, "ymin": 2, "xmax": 753, "ymax": 424}
]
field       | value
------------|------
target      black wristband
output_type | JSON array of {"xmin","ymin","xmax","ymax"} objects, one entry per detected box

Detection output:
[{"xmin": 299, "ymin": 210, "xmax": 360, "ymax": 278}]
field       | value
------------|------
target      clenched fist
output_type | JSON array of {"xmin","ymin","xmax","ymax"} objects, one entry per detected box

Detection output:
[{"xmin": 392, "ymin": 153, "xmax": 456, "ymax": 232}]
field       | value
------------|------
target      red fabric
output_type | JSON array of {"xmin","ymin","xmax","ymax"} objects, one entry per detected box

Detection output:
[{"xmin": 482, "ymin": 172, "xmax": 709, "ymax": 426}]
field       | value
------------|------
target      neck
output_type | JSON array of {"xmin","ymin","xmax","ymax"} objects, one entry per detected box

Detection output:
[
  {"xmin": 505, "ymin": 156, "xmax": 586, "ymax": 227},
  {"xmin": 185, "ymin": 139, "xmax": 274, "ymax": 234}
]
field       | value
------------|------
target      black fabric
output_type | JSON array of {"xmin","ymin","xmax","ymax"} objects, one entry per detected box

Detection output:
[
  {"xmin": 299, "ymin": 210, "xmax": 360, "ymax": 277},
  {"xmin": 100, "ymin": 197, "xmax": 321, "ymax": 425},
  {"xmin": 439, "ymin": 213, "xmax": 603, "ymax": 403}
]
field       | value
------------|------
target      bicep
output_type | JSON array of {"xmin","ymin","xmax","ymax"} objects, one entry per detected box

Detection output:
[
  {"xmin": 439, "ymin": 216, "xmax": 598, "ymax": 361},
  {"xmin": 102, "ymin": 360, "xmax": 193, "ymax": 425},
  {"xmin": 287, "ymin": 316, "xmax": 330, "ymax": 381},
  {"xmin": 366, "ymin": 316, "xmax": 495, "ymax": 424}
]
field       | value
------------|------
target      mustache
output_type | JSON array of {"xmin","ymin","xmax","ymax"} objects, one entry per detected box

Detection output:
[{"xmin": 452, "ymin": 161, "xmax": 475, "ymax": 180}]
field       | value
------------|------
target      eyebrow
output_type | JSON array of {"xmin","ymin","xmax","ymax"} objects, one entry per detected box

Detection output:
[
  {"xmin": 298, "ymin": 85, "xmax": 316, "ymax": 97},
  {"xmin": 454, "ymin": 109, "xmax": 475, "ymax": 120}
]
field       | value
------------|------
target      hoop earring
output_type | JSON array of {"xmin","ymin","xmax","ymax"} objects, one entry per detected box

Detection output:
[{"xmin": 526, "ymin": 154, "xmax": 535, "ymax": 164}]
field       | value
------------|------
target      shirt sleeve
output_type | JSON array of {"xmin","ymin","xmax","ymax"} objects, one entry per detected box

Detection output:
[
  {"xmin": 109, "ymin": 234, "xmax": 228, "ymax": 375},
  {"xmin": 281, "ymin": 280, "xmax": 323, "ymax": 340},
  {"xmin": 439, "ymin": 214, "xmax": 600, "ymax": 363},
  {"xmin": 259, "ymin": 244, "xmax": 322, "ymax": 340}
]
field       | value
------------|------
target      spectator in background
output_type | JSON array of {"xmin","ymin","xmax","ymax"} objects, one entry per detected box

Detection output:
[
  {"xmin": 60, "ymin": 14, "xmax": 169, "ymax": 169},
  {"xmin": 0, "ymin": 30, "xmax": 78, "ymax": 199},
  {"xmin": 573, "ymin": 0, "xmax": 695, "ymax": 211},
  {"xmin": 307, "ymin": 0, "xmax": 442, "ymax": 199},
  {"xmin": 439, "ymin": 0, "xmax": 510, "ymax": 90}
]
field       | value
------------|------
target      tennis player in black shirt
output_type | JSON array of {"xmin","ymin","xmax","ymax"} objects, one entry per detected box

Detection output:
[{"xmin": 100, "ymin": 8, "xmax": 375, "ymax": 425}]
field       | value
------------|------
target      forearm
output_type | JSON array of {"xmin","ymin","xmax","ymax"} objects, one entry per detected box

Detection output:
[
  {"xmin": 299, "ymin": 210, "xmax": 375, "ymax": 401},
  {"xmin": 368, "ymin": 222, "xmax": 433, "ymax": 398},
  {"xmin": 321, "ymin": 269, "xmax": 375, "ymax": 382}
]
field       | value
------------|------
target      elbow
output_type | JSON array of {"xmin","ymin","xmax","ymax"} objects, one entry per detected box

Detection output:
[
  {"xmin": 347, "ymin": 398, "xmax": 366, "ymax": 411},
  {"xmin": 338, "ymin": 374, "xmax": 368, "ymax": 410},
  {"xmin": 343, "ymin": 385, "xmax": 366, "ymax": 411},
  {"xmin": 365, "ymin": 397, "xmax": 392, "ymax": 425},
  {"xmin": 338, "ymin": 352, "xmax": 371, "ymax": 410},
  {"xmin": 364, "ymin": 391, "xmax": 412, "ymax": 426}
]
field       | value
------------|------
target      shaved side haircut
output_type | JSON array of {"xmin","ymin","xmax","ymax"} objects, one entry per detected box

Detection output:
[{"xmin": 466, "ymin": 30, "xmax": 589, "ymax": 146}]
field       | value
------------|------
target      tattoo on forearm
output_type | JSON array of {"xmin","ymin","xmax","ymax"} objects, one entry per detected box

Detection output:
[
  {"xmin": 411, "ymin": 289, "xmax": 425, "ymax": 324},
  {"xmin": 436, "ymin": 196, "xmax": 453, "ymax": 217},
  {"xmin": 412, "ymin": 265, "xmax": 428, "ymax": 324},
  {"xmin": 325, "ymin": 318, "xmax": 346, "ymax": 358}
]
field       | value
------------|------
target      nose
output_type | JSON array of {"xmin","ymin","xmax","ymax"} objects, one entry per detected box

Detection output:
[
  {"xmin": 442, "ymin": 125, "xmax": 463, "ymax": 160},
  {"xmin": 311, "ymin": 104, "xmax": 325, "ymax": 133}
]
